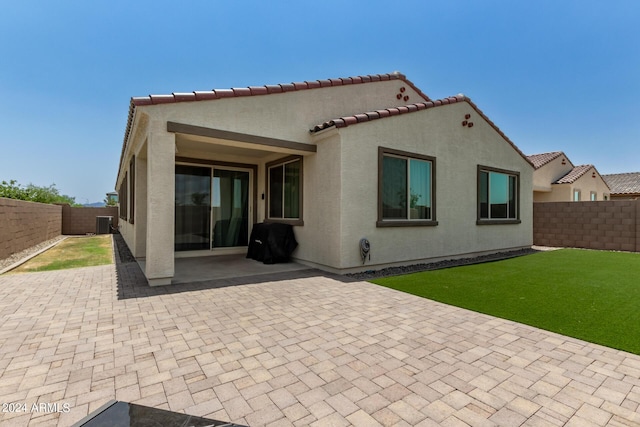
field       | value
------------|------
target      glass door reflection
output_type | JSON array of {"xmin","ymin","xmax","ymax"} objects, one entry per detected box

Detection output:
[
  {"xmin": 212, "ymin": 169, "xmax": 250, "ymax": 248},
  {"xmin": 175, "ymin": 165, "xmax": 211, "ymax": 251}
]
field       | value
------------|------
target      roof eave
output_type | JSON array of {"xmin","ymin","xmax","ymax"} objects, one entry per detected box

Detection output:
[
  {"xmin": 311, "ymin": 95, "xmax": 534, "ymax": 168},
  {"xmin": 117, "ymin": 71, "xmax": 429, "ymax": 183}
]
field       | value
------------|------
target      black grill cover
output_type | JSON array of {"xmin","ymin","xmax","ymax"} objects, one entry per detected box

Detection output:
[{"xmin": 247, "ymin": 223, "xmax": 298, "ymax": 264}]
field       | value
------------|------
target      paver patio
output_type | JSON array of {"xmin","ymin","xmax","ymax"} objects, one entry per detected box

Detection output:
[{"xmin": 0, "ymin": 258, "xmax": 639, "ymax": 426}]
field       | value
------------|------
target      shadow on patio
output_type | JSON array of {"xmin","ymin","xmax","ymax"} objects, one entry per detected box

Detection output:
[{"xmin": 112, "ymin": 233, "xmax": 355, "ymax": 300}]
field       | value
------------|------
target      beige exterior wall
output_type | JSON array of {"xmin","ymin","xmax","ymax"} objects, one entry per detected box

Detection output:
[
  {"xmin": 534, "ymin": 184, "xmax": 572, "ymax": 202},
  {"xmin": 532, "ymin": 155, "xmax": 572, "ymax": 192},
  {"xmin": 138, "ymin": 80, "xmax": 424, "ymax": 146},
  {"xmin": 533, "ymin": 165, "xmax": 610, "ymax": 202},
  {"xmin": 117, "ymin": 79, "xmax": 426, "ymax": 281},
  {"xmin": 570, "ymin": 168, "xmax": 610, "ymax": 201},
  {"xmin": 305, "ymin": 101, "xmax": 533, "ymax": 272},
  {"xmin": 117, "ymin": 79, "xmax": 534, "ymax": 280},
  {"xmin": 611, "ymin": 194, "xmax": 640, "ymax": 200},
  {"xmin": 293, "ymin": 130, "xmax": 343, "ymax": 268}
]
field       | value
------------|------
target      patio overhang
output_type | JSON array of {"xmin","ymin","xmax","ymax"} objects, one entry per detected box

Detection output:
[
  {"xmin": 533, "ymin": 185, "xmax": 552, "ymax": 193},
  {"xmin": 167, "ymin": 121, "xmax": 317, "ymax": 158}
]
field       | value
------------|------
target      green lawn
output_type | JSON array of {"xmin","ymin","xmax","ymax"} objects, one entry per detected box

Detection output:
[
  {"xmin": 371, "ymin": 249, "xmax": 640, "ymax": 355},
  {"xmin": 7, "ymin": 235, "xmax": 113, "ymax": 273}
]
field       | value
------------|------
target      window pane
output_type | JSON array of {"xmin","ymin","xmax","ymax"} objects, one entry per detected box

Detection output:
[
  {"xmin": 490, "ymin": 172, "xmax": 508, "ymax": 218},
  {"xmin": 175, "ymin": 165, "xmax": 211, "ymax": 251},
  {"xmin": 269, "ymin": 165, "xmax": 283, "ymax": 218},
  {"xmin": 480, "ymin": 171, "xmax": 489, "ymax": 218},
  {"xmin": 409, "ymin": 159, "xmax": 431, "ymax": 219},
  {"xmin": 382, "ymin": 156, "xmax": 407, "ymax": 219},
  {"xmin": 284, "ymin": 160, "xmax": 300, "ymax": 218},
  {"xmin": 213, "ymin": 170, "xmax": 249, "ymax": 247},
  {"xmin": 508, "ymin": 175, "xmax": 517, "ymax": 219}
]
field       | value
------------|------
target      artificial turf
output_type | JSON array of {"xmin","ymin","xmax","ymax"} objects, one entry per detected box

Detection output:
[{"xmin": 371, "ymin": 249, "xmax": 640, "ymax": 355}]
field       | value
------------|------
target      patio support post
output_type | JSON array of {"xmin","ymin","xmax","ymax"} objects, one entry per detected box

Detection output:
[
  {"xmin": 134, "ymin": 154, "xmax": 147, "ymax": 258},
  {"xmin": 145, "ymin": 130, "xmax": 175, "ymax": 285}
]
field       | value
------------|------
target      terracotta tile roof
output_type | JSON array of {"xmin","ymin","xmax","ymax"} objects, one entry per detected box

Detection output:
[
  {"xmin": 554, "ymin": 165, "xmax": 594, "ymax": 184},
  {"xmin": 128, "ymin": 72, "xmax": 430, "ymax": 108},
  {"xmin": 526, "ymin": 152, "xmax": 564, "ymax": 169},
  {"xmin": 310, "ymin": 95, "xmax": 534, "ymax": 167},
  {"xmin": 119, "ymin": 72, "xmax": 430, "ymax": 178},
  {"xmin": 602, "ymin": 172, "xmax": 640, "ymax": 195},
  {"xmin": 310, "ymin": 97, "xmax": 460, "ymax": 132}
]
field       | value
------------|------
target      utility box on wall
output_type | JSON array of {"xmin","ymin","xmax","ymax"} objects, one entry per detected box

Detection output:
[
  {"xmin": 96, "ymin": 216, "xmax": 113, "ymax": 234},
  {"xmin": 62, "ymin": 205, "xmax": 118, "ymax": 235}
]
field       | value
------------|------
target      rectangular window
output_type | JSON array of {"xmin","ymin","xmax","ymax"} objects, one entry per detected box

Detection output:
[
  {"xmin": 119, "ymin": 172, "xmax": 128, "ymax": 221},
  {"xmin": 378, "ymin": 147, "xmax": 436, "ymax": 226},
  {"xmin": 129, "ymin": 156, "xmax": 135, "ymax": 224},
  {"xmin": 590, "ymin": 191, "xmax": 597, "ymax": 201},
  {"xmin": 573, "ymin": 189, "xmax": 581, "ymax": 201},
  {"xmin": 266, "ymin": 156, "xmax": 303, "ymax": 225},
  {"xmin": 478, "ymin": 166, "xmax": 519, "ymax": 224}
]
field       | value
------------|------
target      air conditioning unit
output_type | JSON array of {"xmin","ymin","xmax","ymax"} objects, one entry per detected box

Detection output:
[{"xmin": 96, "ymin": 216, "xmax": 113, "ymax": 234}]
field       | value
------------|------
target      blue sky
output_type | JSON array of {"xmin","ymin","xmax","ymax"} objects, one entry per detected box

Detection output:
[{"xmin": 1, "ymin": 1, "xmax": 638, "ymax": 204}]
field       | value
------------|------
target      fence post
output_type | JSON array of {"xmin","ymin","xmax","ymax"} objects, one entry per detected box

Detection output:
[{"xmin": 636, "ymin": 200, "xmax": 640, "ymax": 253}]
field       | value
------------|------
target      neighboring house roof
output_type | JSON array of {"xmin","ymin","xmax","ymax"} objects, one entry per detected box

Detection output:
[
  {"xmin": 526, "ymin": 152, "xmax": 564, "ymax": 169},
  {"xmin": 602, "ymin": 172, "xmax": 640, "ymax": 195},
  {"xmin": 119, "ymin": 72, "xmax": 430, "ymax": 178},
  {"xmin": 311, "ymin": 94, "xmax": 534, "ymax": 167},
  {"xmin": 554, "ymin": 165, "xmax": 595, "ymax": 184}
]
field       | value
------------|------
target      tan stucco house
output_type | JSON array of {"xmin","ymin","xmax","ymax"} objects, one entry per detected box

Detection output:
[
  {"xmin": 603, "ymin": 172, "xmax": 640, "ymax": 200},
  {"xmin": 527, "ymin": 151, "xmax": 610, "ymax": 202},
  {"xmin": 116, "ymin": 72, "xmax": 534, "ymax": 285}
]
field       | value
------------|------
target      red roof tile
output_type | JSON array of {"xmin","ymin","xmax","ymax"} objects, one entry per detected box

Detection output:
[
  {"xmin": 231, "ymin": 87, "xmax": 251, "ymax": 96},
  {"xmin": 149, "ymin": 94, "xmax": 176, "ymax": 104},
  {"xmin": 248, "ymin": 86, "xmax": 268, "ymax": 96},
  {"xmin": 193, "ymin": 91, "xmax": 218, "ymax": 101},
  {"xmin": 214, "ymin": 89, "xmax": 235, "ymax": 98},
  {"xmin": 127, "ymin": 72, "xmax": 427, "ymax": 108},
  {"xmin": 173, "ymin": 93, "xmax": 197, "ymax": 102},
  {"xmin": 526, "ymin": 152, "xmax": 565, "ymax": 169}
]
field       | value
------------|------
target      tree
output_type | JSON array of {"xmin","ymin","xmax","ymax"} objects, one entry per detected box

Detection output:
[
  {"xmin": 104, "ymin": 197, "xmax": 118, "ymax": 206},
  {"xmin": 0, "ymin": 180, "xmax": 79, "ymax": 205}
]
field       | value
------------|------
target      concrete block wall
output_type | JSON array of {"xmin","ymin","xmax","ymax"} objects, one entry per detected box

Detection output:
[
  {"xmin": 0, "ymin": 197, "xmax": 62, "ymax": 260},
  {"xmin": 61, "ymin": 205, "xmax": 119, "ymax": 235},
  {"xmin": 533, "ymin": 200, "xmax": 640, "ymax": 252}
]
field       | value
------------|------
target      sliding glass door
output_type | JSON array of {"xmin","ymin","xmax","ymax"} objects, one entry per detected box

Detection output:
[
  {"xmin": 175, "ymin": 165, "xmax": 211, "ymax": 251},
  {"xmin": 175, "ymin": 164, "xmax": 251, "ymax": 252},
  {"xmin": 212, "ymin": 169, "xmax": 250, "ymax": 248}
]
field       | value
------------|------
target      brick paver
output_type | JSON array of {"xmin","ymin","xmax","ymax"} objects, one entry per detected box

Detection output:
[{"xmin": 1, "ymin": 262, "xmax": 640, "ymax": 426}]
